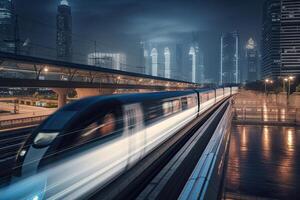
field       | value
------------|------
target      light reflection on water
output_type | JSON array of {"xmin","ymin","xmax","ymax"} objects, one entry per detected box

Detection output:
[
  {"xmin": 262, "ymin": 126, "xmax": 271, "ymax": 160},
  {"xmin": 287, "ymin": 129, "xmax": 294, "ymax": 151},
  {"xmin": 225, "ymin": 125, "xmax": 300, "ymax": 199},
  {"xmin": 240, "ymin": 126, "xmax": 247, "ymax": 152},
  {"xmin": 262, "ymin": 103, "xmax": 268, "ymax": 121}
]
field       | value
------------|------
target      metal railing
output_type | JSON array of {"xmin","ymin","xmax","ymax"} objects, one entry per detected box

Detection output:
[
  {"xmin": 232, "ymin": 106, "xmax": 299, "ymax": 124},
  {"xmin": 179, "ymin": 100, "xmax": 233, "ymax": 200},
  {"xmin": 0, "ymin": 115, "xmax": 48, "ymax": 130}
]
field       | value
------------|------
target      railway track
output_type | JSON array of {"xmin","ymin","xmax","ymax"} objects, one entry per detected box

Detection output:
[
  {"xmin": 90, "ymin": 97, "xmax": 232, "ymax": 200},
  {"xmin": 0, "ymin": 126, "xmax": 35, "ymax": 186}
]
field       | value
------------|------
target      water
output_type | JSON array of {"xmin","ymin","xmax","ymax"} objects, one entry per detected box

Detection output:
[{"xmin": 224, "ymin": 125, "xmax": 300, "ymax": 199}]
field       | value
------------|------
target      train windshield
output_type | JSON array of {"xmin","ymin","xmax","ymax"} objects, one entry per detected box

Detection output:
[{"xmin": 42, "ymin": 111, "xmax": 76, "ymax": 131}]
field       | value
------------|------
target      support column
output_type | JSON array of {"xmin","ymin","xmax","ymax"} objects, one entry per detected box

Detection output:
[{"xmin": 52, "ymin": 88, "xmax": 69, "ymax": 108}]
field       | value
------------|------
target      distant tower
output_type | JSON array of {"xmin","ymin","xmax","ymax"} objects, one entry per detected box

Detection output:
[
  {"xmin": 189, "ymin": 46, "xmax": 196, "ymax": 83},
  {"xmin": 0, "ymin": 0, "xmax": 17, "ymax": 53},
  {"xmin": 150, "ymin": 48, "xmax": 158, "ymax": 76},
  {"xmin": 197, "ymin": 48, "xmax": 205, "ymax": 83},
  {"xmin": 57, "ymin": 0, "xmax": 72, "ymax": 62},
  {"xmin": 246, "ymin": 38, "xmax": 259, "ymax": 82},
  {"xmin": 220, "ymin": 31, "xmax": 239, "ymax": 84},
  {"xmin": 164, "ymin": 47, "xmax": 171, "ymax": 78},
  {"xmin": 261, "ymin": 0, "xmax": 281, "ymax": 79},
  {"xmin": 280, "ymin": 0, "xmax": 300, "ymax": 76}
]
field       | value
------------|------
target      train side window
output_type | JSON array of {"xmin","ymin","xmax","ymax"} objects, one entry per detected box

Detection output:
[
  {"xmin": 81, "ymin": 111, "xmax": 121, "ymax": 140},
  {"xmin": 181, "ymin": 97, "xmax": 188, "ymax": 110},
  {"xmin": 199, "ymin": 93, "xmax": 206, "ymax": 103},
  {"xmin": 39, "ymin": 105, "xmax": 123, "ymax": 168},
  {"xmin": 187, "ymin": 97, "xmax": 196, "ymax": 108},
  {"xmin": 172, "ymin": 99, "xmax": 181, "ymax": 113},
  {"xmin": 143, "ymin": 101, "xmax": 163, "ymax": 125},
  {"xmin": 100, "ymin": 113, "xmax": 117, "ymax": 136},
  {"xmin": 60, "ymin": 109, "xmax": 122, "ymax": 151},
  {"xmin": 209, "ymin": 91, "xmax": 214, "ymax": 100},
  {"xmin": 162, "ymin": 101, "xmax": 173, "ymax": 116}
]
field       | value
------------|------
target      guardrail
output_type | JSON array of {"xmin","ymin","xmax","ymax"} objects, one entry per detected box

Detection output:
[
  {"xmin": 0, "ymin": 115, "xmax": 48, "ymax": 130},
  {"xmin": 179, "ymin": 100, "xmax": 233, "ymax": 200},
  {"xmin": 233, "ymin": 106, "xmax": 300, "ymax": 125}
]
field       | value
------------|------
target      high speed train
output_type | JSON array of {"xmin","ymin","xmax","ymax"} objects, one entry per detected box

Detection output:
[{"xmin": 6, "ymin": 87, "xmax": 238, "ymax": 200}]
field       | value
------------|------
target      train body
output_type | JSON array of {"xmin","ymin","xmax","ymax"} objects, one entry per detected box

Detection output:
[{"xmin": 6, "ymin": 87, "xmax": 238, "ymax": 199}]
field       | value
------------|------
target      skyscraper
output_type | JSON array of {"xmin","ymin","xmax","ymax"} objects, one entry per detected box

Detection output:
[
  {"xmin": 142, "ymin": 40, "xmax": 204, "ymax": 82},
  {"xmin": 262, "ymin": 0, "xmax": 300, "ymax": 79},
  {"xmin": 197, "ymin": 49, "xmax": 205, "ymax": 83},
  {"xmin": 261, "ymin": 0, "xmax": 281, "ymax": 79},
  {"xmin": 220, "ymin": 32, "xmax": 239, "ymax": 84},
  {"xmin": 142, "ymin": 41, "xmax": 184, "ymax": 80},
  {"xmin": 188, "ymin": 43, "xmax": 204, "ymax": 83},
  {"xmin": 57, "ymin": 0, "xmax": 72, "ymax": 62},
  {"xmin": 0, "ymin": 0, "xmax": 17, "ymax": 53},
  {"xmin": 246, "ymin": 38, "xmax": 259, "ymax": 82},
  {"xmin": 87, "ymin": 52, "xmax": 126, "ymax": 71},
  {"xmin": 280, "ymin": 0, "xmax": 300, "ymax": 75}
]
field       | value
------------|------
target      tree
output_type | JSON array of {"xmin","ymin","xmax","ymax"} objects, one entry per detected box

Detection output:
[{"xmin": 296, "ymin": 84, "xmax": 300, "ymax": 92}]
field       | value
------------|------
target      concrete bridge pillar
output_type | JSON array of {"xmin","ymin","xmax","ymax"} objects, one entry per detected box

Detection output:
[{"xmin": 52, "ymin": 88, "xmax": 69, "ymax": 108}]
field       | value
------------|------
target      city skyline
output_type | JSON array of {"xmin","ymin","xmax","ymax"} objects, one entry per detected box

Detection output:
[
  {"xmin": 1, "ymin": 2, "xmax": 300, "ymax": 199},
  {"xmin": 13, "ymin": 0, "xmax": 264, "ymax": 83}
]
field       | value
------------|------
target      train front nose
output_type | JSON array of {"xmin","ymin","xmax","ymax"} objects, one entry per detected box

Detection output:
[
  {"xmin": 7, "ymin": 132, "xmax": 60, "ymax": 200},
  {"xmin": 14, "ymin": 132, "xmax": 59, "ymax": 176}
]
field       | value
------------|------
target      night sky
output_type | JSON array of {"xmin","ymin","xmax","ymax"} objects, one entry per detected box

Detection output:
[{"xmin": 16, "ymin": 0, "xmax": 264, "ymax": 81}]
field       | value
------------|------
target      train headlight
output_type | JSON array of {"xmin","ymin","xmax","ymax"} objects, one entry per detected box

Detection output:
[
  {"xmin": 19, "ymin": 149, "xmax": 27, "ymax": 157},
  {"xmin": 34, "ymin": 132, "xmax": 59, "ymax": 147},
  {"xmin": 32, "ymin": 195, "xmax": 39, "ymax": 200}
]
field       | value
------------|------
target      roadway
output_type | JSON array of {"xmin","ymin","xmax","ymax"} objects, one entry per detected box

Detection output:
[{"xmin": 0, "ymin": 102, "xmax": 55, "ymax": 119}]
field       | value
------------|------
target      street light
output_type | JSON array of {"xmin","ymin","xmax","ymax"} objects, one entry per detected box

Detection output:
[
  {"xmin": 283, "ymin": 78, "xmax": 288, "ymax": 93},
  {"xmin": 288, "ymin": 76, "xmax": 295, "ymax": 96},
  {"xmin": 44, "ymin": 67, "xmax": 49, "ymax": 72},
  {"xmin": 264, "ymin": 79, "xmax": 269, "ymax": 94},
  {"xmin": 264, "ymin": 78, "xmax": 273, "ymax": 94}
]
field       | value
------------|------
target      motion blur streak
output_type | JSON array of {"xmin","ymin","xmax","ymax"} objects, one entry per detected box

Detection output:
[{"xmin": 2, "ymin": 106, "xmax": 198, "ymax": 200}]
